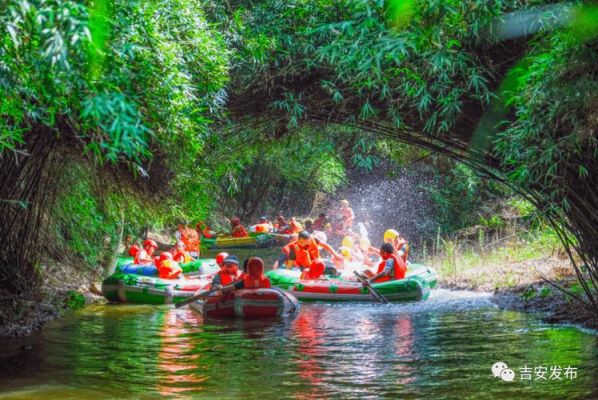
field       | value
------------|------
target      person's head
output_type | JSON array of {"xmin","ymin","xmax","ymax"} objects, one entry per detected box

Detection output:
[
  {"xmin": 340, "ymin": 199, "xmax": 349, "ymax": 207},
  {"xmin": 215, "ymin": 252, "xmax": 229, "ymax": 268},
  {"xmin": 178, "ymin": 223, "xmax": 185, "ymax": 231},
  {"xmin": 277, "ymin": 215, "xmax": 285, "ymax": 223},
  {"xmin": 143, "ymin": 239, "xmax": 158, "ymax": 254},
  {"xmin": 339, "ymin": 246, "xmax": 352, "ymax": 260},
  {"xmin": 298, "ymin": 230, "xmax": 311, "ymax": 247},
  {"xmin": 247, "ymin": 257, "xmax": 265, "ymax": 278},
  {"xmin": 318, "ymin": 213, "xmax": 326, "ymax": 219},
  {"xmin": 259, "ymin": 216, "xmax": 268, "ymax": 223},
  {"xmin": 223, "ymin": 255, "xmax": 240, "ymax": 274},
  {"xmin": 383, "ymin": 229, "xmax": 399, "ymax": 244},
  {"xmin": 175, "ymin": 241, "xmax": 185, "ymax": 252},
  {"xmin": 341, "ymin": 236, "xmax": 354, "ymax": 248},
  {"xmin": 230, "ymin": 217, "xmax": 240, "ymax": 226},
  {"xmin": 380, "ymin": 243, "xmax": 395, "ymax": 259},
  {"xmin": 304, "ymin": 220, "xmax": 313, "ymax": 229}
]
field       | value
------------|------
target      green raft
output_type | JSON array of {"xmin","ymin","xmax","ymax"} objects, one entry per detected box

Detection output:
[
  {"xmin": 266, "ymin": 263, "xmax": 437, "ymax": 303},
  {"xmin": 201, "ymin": 232, "xmax": 288, "ymax": 250},
  {"xmin": 101, "ymin": 258, "xmax": 218, "ymax": 304}
]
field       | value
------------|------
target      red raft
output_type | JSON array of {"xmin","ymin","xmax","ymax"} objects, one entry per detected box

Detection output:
[{"xmin": 190, "ymin": 288, "xmax": 299, "ymax": 319}]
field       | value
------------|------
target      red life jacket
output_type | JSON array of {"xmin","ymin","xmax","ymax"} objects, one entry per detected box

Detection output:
[
  {"xmin": 217, "ymin": 270, "xmax": 234, "ymax": 285},
  {"xmin": 158, "ymin": 260, "xmax": 182, "ymax": 279},
  {"xmin": 375, "ymin": 253, "xmax": 406, "ymax": 282},
  {"xmin": 242, "ymin": 273, "xmax": 271, "ymax": 289},
  {"xmin": 231, "ymin": 225, "xmax": 249, "ymax": 238}
]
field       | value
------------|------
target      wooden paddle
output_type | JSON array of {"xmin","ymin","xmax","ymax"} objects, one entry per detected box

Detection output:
[{"xmin": 353, "ymin": 271, "xmax": 389, "ymax": 304}]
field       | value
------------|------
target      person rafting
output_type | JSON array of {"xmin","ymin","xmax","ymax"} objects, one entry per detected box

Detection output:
[
  {"xmin": 312, "ymin": 213, "xmax": 327, "ymax": 231},
  {"xmin": 155, "ymin": 252, "xmax": 185, "ymax": 280},
  {"xmin": 176, "ymin": 224, "xmax": 201, "ymax": 257},
  {"xmin": 289, "ymin": 231, "xmax": 342, "ymax": 279},
  {"xmin": 384, "ymin": 229, "xmax": 409, "ymax": 262},
  {"xmin": 196, "ymin": 221, "xmax": 216, "ymax": 239},
  {"xmin": 275, "ymin": 215, "xmax": 293, "ymax": 234},
  {"xmin": 363, "ymin": 243, "xmax": 407, "ymax": 284},
  {"xmin": 219, "ymin": 257, "xmax": 271, "ymax": 292},
  {"xmin": 358, "ymin": 237, "xmax": 378, "ymax": 267},
  {"xmin": 211, "ymin": 255, "xmax": 241, "ymax": 286},
  {"xmin": 171, "ymin": 241, "xmax": 192, "ymax": 264},
  {"xmin": 275, "ymin": 233, "xmax": 299, "ymax": 269},
  {"xmin": 230, "ymin": 217, "xmax": 249, "ymax": 238},
  {"xmin": 134, "ymin": 239, "xmax": 158, "ymax": 264},
  {"xmin": 339, "ymin": 199, "xmax": 354, "ymax": 232}
]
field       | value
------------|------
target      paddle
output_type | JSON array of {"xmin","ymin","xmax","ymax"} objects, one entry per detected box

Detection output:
[
  {"xmin": 175, "ymin": 280, "xmax": 240, "ymax": 308},
  {"xmin": 353, "ymin": 271, "xmax": 389, "ymax": 304}
]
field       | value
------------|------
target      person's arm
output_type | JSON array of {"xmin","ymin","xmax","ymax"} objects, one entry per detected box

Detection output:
[
  {"xmin": 221, "ymin": 279, "xmax": 244, "ymax": 293},
  {"xmin": 318, "ymin": 241, "xmax": 341, "ymax": 259},
  {"xmin": 365, "ymin": 259, "xmax": 393, "ymax": 284}
]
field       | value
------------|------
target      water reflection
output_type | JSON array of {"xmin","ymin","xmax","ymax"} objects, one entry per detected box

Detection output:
[{"xmin": 0, "ymin": 292, "xmax": 597, "ymax": 399}]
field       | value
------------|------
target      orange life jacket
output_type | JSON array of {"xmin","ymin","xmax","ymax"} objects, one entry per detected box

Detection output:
[
  {"xmin": 180, "ymin": 227, "xmax": 200, "ymax": 253},
  {"xmin": 375, "ymin": 253, "xmax": 406, "ymax": 282},
  {"xmin": 292, "ymin": 239, "xmax": 320, "ymax": 268}
]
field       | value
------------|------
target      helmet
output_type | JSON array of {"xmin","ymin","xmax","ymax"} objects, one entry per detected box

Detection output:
[
  {"xmin": 223, "ymin": 255, "xmax": 239, "ymax": 266},
  {"xmin": 339, "ymin": 246, "xmax": 352, "ymax": 260},
  {"xmin": 143, "ymin": 239, "xmax": 158, "ymax": 249},
  {"xmin": 341, "ymin": 236, "xmax": 354, "ymax": 248},
  {"xmin": 247, "ymin": 257, "xmax": 265, "ymax": 277},
  {"xmin": 383, "ymin": 229, "xmax": 399, "ymax": 243},
  {"xmin": 340, "ymin": 199, "xmax": 349, "ymax": 206},
  {"xmin": 216, "ymin": 252, "xmax": 229, "ymax": 266}
]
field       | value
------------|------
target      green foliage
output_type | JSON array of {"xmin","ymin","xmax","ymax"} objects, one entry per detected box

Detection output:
[
  {"xmin": 0, "ymin": 0, "xmax": 229, "ymax": 166},
  {"xmin": 64, "ymin": 290, "xmax": 85, "ymax": 310}
]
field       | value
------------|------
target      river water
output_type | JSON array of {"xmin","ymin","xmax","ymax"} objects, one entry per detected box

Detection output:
[{"xmin": 0, "ymin": 249, "xmax": 596, "ymax": 399}]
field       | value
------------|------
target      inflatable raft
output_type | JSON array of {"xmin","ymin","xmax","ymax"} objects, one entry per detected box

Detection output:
[
  {"xmin": 190, "ymin": 288, "xmax": 299, "ymax": 319},
  {"xmin": 202, "ymin": 232, "xmax": 290, "ymax": 250},
  {"xmin": 266, "ymin": 264, "xmax": 437, "ymax": 302},
  {"xmin": 101, "ymin": 258, "xmax": 219, "ymax": 304},
  {"xmin": 115, "ymin": 257, "xmax": 218, "ymax": 277}
]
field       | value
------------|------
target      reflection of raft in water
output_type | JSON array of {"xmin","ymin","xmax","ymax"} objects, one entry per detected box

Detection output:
[
  {"xmin": 101, "ymin": 258, "xmax": 218, "ymax": 304},
  {"xmin": 266, "ymin": 264, "xmax": 438, "ymax": 302},
  {"xmin": 190, "ymin": 288, "xmax": 299, "ymax": 319},
  {"xmin": 202, "ymin": 232, "xmax": 290, "ymax": 250}
]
